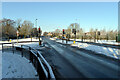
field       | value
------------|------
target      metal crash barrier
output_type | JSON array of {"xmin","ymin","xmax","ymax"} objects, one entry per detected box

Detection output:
[{"xmin": 1, "ymin": 43, "xmax": 55, "ymax": 80}]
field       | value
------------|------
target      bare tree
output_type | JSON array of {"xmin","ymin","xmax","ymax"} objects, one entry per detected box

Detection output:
[
  {"xmin": 32, "ymin": 28, "xmax": 38, "ymax": 37},
  {"xmin": 68, "ymin": 23, "xmax": 80, "ymax": 39},
  {"xmin": 69, "ymin": 23, "xmax": 80, "ymax": 30},
  {"xmin": 16, "ymin": 19, "xmax": 22, "ymax": 31},
  {"xmin": 19, "ymin": 20, "xmax": 33, "ymax": 38},
  {"xmin": 66, "ymin": 28, "xmax": 71, "ymax": 34},
  {"xmin": 79, "ymin": 28, "xmax": 84, "ymax": 38},
  {"xmin": 89, "ymin": 28, "xmax": 94, "ymax": 39},
  {"xmin": 100, "ymin": 28, "xmax": 107, "ymax": 40},
  {"xmin": 43, "ymin": 32, "xmax": 48, "ymax": 36},
  {"xmin": 1, "ymin": 18, "xmax": 16, "ymax": 40},
  {"xmin": 53, "ymin": 29, "xmax": 61, "ymax": 37}
]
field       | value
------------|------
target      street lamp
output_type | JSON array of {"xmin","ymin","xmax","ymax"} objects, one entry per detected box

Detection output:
[
  {"xmin": 35, "ymin": 19, "xmax": 38, "ymax": 39},
  {"xmin": 76, "ymin": 19, "xmax": 81, "ymax": 40},
  {"xmin": 76, "ymin": 19, "xmax": 80, "ymax": 28},
  {"xmin": 35, "ymin": 19, "xmax": 38, "ymax": 28},
  {"xmin": 36, "ymin": 19, "xmax": 42, "ymax": 45}
]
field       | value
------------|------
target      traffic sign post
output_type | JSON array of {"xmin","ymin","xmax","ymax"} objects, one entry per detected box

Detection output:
[
  {"xmin": 72, "ymin": 29, "xmax": 76, "ymax": 44},
  {"xmin": 62, "ymin": 29, "xmax": 65, "ymax": 43},
  {"xmin": 31, "ymin": 32, "xmax": 33, "ymax": 42},
  {"xmin": 66, "ymin": 34, "xmax": 70, "ymax": 44},
  {"xmin": 98, "ymin": 31, "xmax": 100, "ymax": 41},
  {"xmin": 82, "ymin": 36, "xmax": 83, "ymax": 42},
  {"xmin": 16, "ymin": 30, "xmax": 19, "ymax": 43}
]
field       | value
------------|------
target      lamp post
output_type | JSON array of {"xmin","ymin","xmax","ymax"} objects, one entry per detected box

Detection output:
[
  {"xmin": 38, "ymin": 26, "xmax": 42, "ymax": 45},
  {"xmin": 94, "ymin": 31, "xmax": 96, "ymax": 42},
  {"xmin": 36, "ymin": 19, "xmax": 38, "ymax": 28},
  {"xmin": 76, "ymin": 19, "xmax": 80, "ymax": 28},
  {"xmin": 36, "ymin": 19, "xmax": 41, "ymax": 45},
  {"xmin": 35, "ymin": 19, "xmax": 38, "ymax": 38},
  {"xmin": 76, "ymin": 19, "xmax": 80, "ymax": 40}
]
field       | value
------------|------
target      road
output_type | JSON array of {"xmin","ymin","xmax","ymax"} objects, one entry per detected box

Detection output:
[{"xmin": 40, "ymin": 37, "xmax": 120, "ymax": 79}]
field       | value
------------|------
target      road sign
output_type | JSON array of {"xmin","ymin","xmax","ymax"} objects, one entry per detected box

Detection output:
[
  {"xmin": 72, "ymin": 29, "xmax": 76, "ymax": 34},
  {"xmin": 98, "ymin": 31, "xmax": 100, "ymax": 35},
  {"xmin": 17, "ymin": 33, "xmax": 19, "ymax": 36},
  {"xmin": 16, "ymin": 30, "xmax": 19, "ymax": 33},
  {"xmin": 73, "ymin": 41, "xmax": 75, "ymax": 44},
  {"xmin": 16, "ymin": 30, "xmax": 19, "ymax": 36}
]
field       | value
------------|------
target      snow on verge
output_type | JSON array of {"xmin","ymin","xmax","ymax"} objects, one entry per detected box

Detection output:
[
  {"xmin": 71, "ymin": 42, "xmax": 120, "ymax": 59},
  {"xmin": 50, "ymin": 38, "xmax": 120, "ymax": 59},
  {"xmin": 2, "ymin": 51, "xmax": 38, "ymax": 78}
]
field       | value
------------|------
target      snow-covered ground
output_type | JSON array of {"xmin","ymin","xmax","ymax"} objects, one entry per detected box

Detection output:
[
  {"xmin": 2, "ymin": 51, "xmax": 38, "ymax": 79},
  {"xmin": 0, "ymin": 38, "xmax": 43, "ymax": 79},
  {"xmin": 0, "ymin": 37, "xmax": 40, "ymax": 43},
  {"xmin": 69, "ymin": 39, "xmax": 120, "ymax": 45},
  {"xmin": 0, "ymin": 38, "xmax": 41, "ymax": 50},
  {"xmin": 50, "ymin": 38, "xmax": 120, "ymax": 59}
]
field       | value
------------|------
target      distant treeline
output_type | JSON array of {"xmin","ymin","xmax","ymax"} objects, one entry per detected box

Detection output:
[
  {"xmin": 0, "ymin": 18, "xmax": 38, "ymax": 40},
  {"xmin": 44, "ymin": 23, "xmax": 119, "ymax": 40}
]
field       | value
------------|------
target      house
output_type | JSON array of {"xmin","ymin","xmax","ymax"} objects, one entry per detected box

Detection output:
[{"xmin": 47, "ymin": 32, "xmax": 52, "ymax": 37}]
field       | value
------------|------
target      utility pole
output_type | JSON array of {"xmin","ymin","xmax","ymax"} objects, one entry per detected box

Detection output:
[
  {"xmin": 72, "ymin": 29, "xmax": 76, "ymax": 44},
  {"xmin": 94, "ymin": 31, "xmax": 96, "ymax": 43},
  {"xmin": 36, "ymin": 19, "xmax": 37, "ymax": 28},
  {"xmin": 107, "ymin": 33, "xmax": 108, "ymax": 41},
  {"xmin": 36, "ymin": 19, "xmax": 38, "ymax": 38},
  {"xmin": 76, "ymin": 19, "xmax": 80, "ymax": 40},
  {"xmin": 38, "ymin": 27, "xmax": 41, "ymax": 45},
  {"xmin": 62, "ymin": 29, "xmax": 65, "ymax": 43},
  {"xmin": 31, "ymin": 31, "xmax": 32, "ymax": 42}
]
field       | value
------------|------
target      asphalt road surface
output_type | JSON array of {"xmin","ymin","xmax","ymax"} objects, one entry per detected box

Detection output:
[{"xmin": 40, "ymin": 37, "xmax": 120, "ymax": 79}]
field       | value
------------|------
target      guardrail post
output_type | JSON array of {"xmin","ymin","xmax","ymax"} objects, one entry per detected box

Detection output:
[
  {"xmin": 82, "ymin": 36, "xmax": 83, "ymax": 42},
  {"xmin": 36, "ymin": 59, "xmax": 39, "ymax": 77},
  {"xmin": 12, "ymin": 43, "xmax": 14, "ymax": 54},
  {"xmin": 66, "ymin": 39, "xmax": 68, "ymax": 44},
  {"xmin": 7, "ymin": 45, "xmax": 8, "ymax": 50},
  {"xmin": 48, "ymin": 71, "xmax": 50, "ymax": 80},
  {"xmin": 37, "ymin": 52, "xmax": 39, "ymax": 57},
  {"xmin": 21, "ymin": 45, "xmax": 23, "ymax": 57},
  {"xmin": 29, "ymin": 52, "xmax": 32, "ymax": 63},
  {"xmin": 29, "ymin": 47, "xmax": 31, "ymax": 51},
  {"xmin": 29, "ymin": 47, "xmax": 32, "ymax": 63},
  {"xmin": 2, "ymin": 44, "xmax": 3, "ymax": 52}
]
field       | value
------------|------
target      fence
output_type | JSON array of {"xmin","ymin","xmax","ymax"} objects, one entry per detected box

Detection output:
[{"xmin": 1, "ymin": 42, "xmax": 55, "ymax": 80}]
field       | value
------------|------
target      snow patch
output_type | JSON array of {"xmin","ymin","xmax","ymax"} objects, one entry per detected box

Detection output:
[
  {"xmin": 50, "ymin": 38, "xmax": 120, "ymax": 59},
  {"xmin": 2, "ymin": 51, "xmax": 38, "ymax": 78}
]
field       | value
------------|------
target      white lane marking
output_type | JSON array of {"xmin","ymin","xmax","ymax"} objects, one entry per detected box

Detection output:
[{"xmin": 45, "ymin": 39, "xmax": 64, "ymax": 54}]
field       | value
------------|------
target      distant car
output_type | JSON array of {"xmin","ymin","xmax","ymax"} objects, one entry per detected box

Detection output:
[
  {"xmin": 56, "ymin": 38, "xmax": 59, "ymax": 40},
  {"xmin": 62, "ymin": 37, "xmax": 65, "ymax": 39}
]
